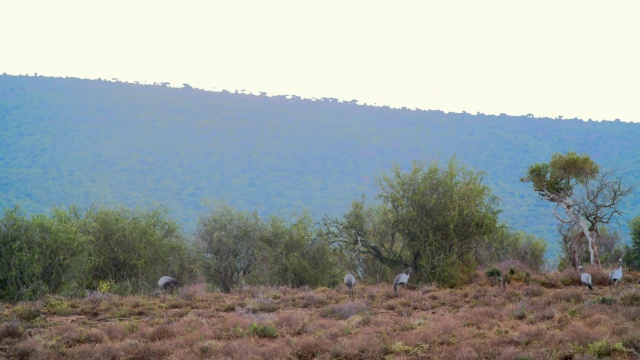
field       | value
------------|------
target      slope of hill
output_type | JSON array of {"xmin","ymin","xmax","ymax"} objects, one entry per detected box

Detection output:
[{"xmin": 1, "ymin": 74, "xmax": 639, "ymax": 259}]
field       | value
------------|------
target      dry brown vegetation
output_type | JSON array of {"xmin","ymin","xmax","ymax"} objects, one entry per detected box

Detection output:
[{"xmin": 2, "ymin": 271, "xmax": 640, "ymax": 360}]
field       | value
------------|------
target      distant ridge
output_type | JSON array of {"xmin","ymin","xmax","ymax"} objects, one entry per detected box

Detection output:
[{"xmin": 1, "ymin": 74, "xmax": 639, "ymax": 259}]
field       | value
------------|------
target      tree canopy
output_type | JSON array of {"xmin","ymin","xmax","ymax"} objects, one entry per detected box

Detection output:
[
  {"xmin": 322, "ymin": 159, "xmax": 536, "ymax": 287},
  {"xmin": 522, "ymin": 152, "xmax": 631, "ymax": 267}
]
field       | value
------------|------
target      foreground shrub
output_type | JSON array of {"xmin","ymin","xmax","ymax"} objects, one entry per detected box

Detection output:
[
  {"xmin": 581, "ymin": 339, "xmax": 626, "ymax": 358},
  {"xmin": 248, "ymin": 322, "xmax": 278, "ymax": 338},
  {"xmin": 620, "ymin": 289, "xmax": 640, "ymax": 306},
  {"xmin": 0, "ymin": 318, "xmax": 23, "ymax": 339},
  {"xmin": 320, "ymin": 301, "xmax": 369, "ymax": 320},
  {"xmin": 504, "ymin": 267, "xmax": 531, "ymax": 285},
  {"xmin": 485, "ymin": 267, "xmax": 503, "ymax": 287},
  {"xmin": 12, "ymin": 300, "xmax": 44, "ymax": 321}
]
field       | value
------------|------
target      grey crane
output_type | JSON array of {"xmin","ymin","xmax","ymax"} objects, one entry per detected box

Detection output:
[
  {"xmin": 344, "ymin": 273, "xmax": 356, "ymax": 300},
  {"xmin": 579, "ymin": 266, "xmax": 593, "ymax": 291},
  {"xmin": 393, "ymin": 267, "xmax": 412, "ymax": 296},
  {"xmin": 608, "ymin": 259, "xmax": 623, "ymax": 291},
  {"xmin": 155, "ymin": 275, "xmax": 180, "ymax": 301}
]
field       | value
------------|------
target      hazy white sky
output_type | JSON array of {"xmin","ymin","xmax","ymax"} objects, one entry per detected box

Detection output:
[{"xmin": 3, "ymin": 1, "xmax": 639, "ymax": 122}]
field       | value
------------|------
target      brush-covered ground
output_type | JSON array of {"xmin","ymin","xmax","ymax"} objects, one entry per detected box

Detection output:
[{"xmin": 2, "ymin": 268, "xmax": 640, "ymax": 360}]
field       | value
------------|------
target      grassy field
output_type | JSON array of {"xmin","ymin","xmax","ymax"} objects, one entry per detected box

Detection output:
[{"xmin": 2, "ymin": 268, "xmax": 640, "ymax": 359}]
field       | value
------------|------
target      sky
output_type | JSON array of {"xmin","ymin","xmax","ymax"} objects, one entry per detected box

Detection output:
[{"xmin": 3, "ymin": 1, "xmax": 639, "ymax": 122}]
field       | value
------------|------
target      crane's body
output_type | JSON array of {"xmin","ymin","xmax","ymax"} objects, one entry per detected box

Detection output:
[
  {"xmin": 609, "ymin": 259, "xmax": 623, "ymax": 290},
  {"xmin": 344, "ymin": 273, "xmax": 356, "ymax": 300},
  {"xmin": 579, "ymin": 266, "xmax": 593, "ymax": 291},
  {"xmin": 155, "ymin": 276, "xmax": 180, "ymax": 301},
  {"xmin": 393, "ymin": 267, "xmax": 411, "ymax": 296}
]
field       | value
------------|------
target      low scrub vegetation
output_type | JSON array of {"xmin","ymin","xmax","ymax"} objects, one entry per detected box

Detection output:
[{"xmin": 2, "ymin": 271, "xmax": 640, "ymax": 359}]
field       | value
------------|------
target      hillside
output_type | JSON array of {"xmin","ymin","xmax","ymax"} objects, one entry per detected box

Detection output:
[{"xmin": 1, "ymin": 74, "xmax": 639, "ymax": 259}]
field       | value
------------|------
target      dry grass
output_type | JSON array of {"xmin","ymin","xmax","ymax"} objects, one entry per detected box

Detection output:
[{"xmin": 2, "ymin": 270, "xmax": 640, "ymax": 359}]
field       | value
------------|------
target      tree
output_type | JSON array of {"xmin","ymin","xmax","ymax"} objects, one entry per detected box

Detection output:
[
  {"xmin": 320, "ymin": 196, "xmax": 397, "ymax": 283},
  {"xmin": 322, "ymin": 159, "xmax": 503, "ymax": 287},
  {"xmin": 251, "ymin": 213, "xmax": 338, "ymax": 288},
  {"xmin": 82, "ymin": 206, "xmax": 197, "ymax": 295},
  {"xmin": 623, "ymin": 216, "xmax": 640, "ymax": 270},
  {"xmin": 478, "ymin": 227, "xmax": 547, "ymax": 273},
  {"xmin": 521, "ymin": 152, "xmax": 631, "ymax": 267},
  {"xmin": 197, "ymin": 205, "xmax": 263, "ymax": 293},
  {"xmin": 559, "ymin": 224, "xmax": 623, "ymax": 270}
]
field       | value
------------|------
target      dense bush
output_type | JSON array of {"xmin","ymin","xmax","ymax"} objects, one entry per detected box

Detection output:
[
  {"xmin": 480, "ymin": 229, "xmax": 547, "ymax": 273},
  {"xmin": 198, "ymin": 205, "xmax": 340, "ymax": 292},
  {"xmin": 80, "ymin": 206, "xmax": 199, "ymax": 295},
  {"xmin": 0, "ymin": 207, "xmax": 88, "ymax": 301},
  {"xmin": 0, "ymin": 206, "xmax": 199, "ymax": 301},
  {"xmin": 250, "ymin": 213, "xmax": 339, "ymax": 288},
  {"xmin": 197, "ymin": 205, "xmax": 264, "ymax": 293}
]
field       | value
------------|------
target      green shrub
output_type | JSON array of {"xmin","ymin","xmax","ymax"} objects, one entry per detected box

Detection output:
[
  {"xmin": 83, "ymin": 206, "xmax": 199, "ymax": 295},
  {"xmin": 43, "ymin": 295, "xmax": 71, "ymax": 315},
  {"xmin": 486, "ymin": 267, "xmax": 502, "ymax": 278},
  {"xmin": 0, "ymin": 205, "xmax": 198, "ymax": 301},
  {"xmin": 598, "ymin": 296, "xmax": 616, "ymax": 306},
  {"xmin": 586, "ymin": 340, "xmax": 625, "ymax": 358},
  {"xmin": 505, "ymin": 267, "xmax": 531, "ymax": 284},
  {"xmin": 0, "ymin": 207, "xmax": 89, "ymax": 301},
  {"xmin": 248, "ymin": 322, "xmax": 278, "ymax": 338}
]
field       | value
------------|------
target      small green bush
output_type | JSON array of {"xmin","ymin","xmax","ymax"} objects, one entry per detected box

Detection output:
[
  {"xmin": 505, "ymin": 267, "xmax": 531, "ymax": 284},
  {"xmin": 248, "ymin": 322, "xmax": 278, "ymax": 338},
  {"xmin": 599, "ymin": 296, "xmax": 616, "ymax": 306},
  {"xmin": 586, "ymin": 340, "xmax": 625, "ymax": 358}
]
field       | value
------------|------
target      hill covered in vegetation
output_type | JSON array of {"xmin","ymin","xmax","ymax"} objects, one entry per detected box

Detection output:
[{"xmin": 1, "ymin": 74, "xmax": 639, "ymax": 259}]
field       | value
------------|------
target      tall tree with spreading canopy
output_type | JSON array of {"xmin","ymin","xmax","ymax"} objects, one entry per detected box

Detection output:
[
  {"xmin": 521, "ymin": 152, "xmax": 631, "ymax": 267},
  {"xmin": 322, "ymin": 159, "xmax": 503, "ymax": 287}
]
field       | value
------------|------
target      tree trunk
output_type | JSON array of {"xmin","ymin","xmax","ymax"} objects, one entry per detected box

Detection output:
[
  {"xmin": 589, "ymin": 230, "xmax": 601, "ymax": 267},
  {"xmin": 570, "ymin": 235, "xmax": 579, "ymax": 269},
  {"xmin": 558, "ymin": 200, "xmax": 601, "ymax": 267}
]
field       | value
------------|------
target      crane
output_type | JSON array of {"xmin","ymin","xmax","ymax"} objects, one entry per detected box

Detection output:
[
  {"xmin": 393, "ymin": 267, "xmax": 412, "ymax": 296},
  {"xmin": 609, "ymin": 259, "xmax": 623, "ymax": 291},
  {"xmin": 579, "ymin": 266, "xmax": 593, "ymax": 291},
  {"xmin": 344, "ymin": 273, "xmax": 356, "ymax": 300},
  {"xmin": 155, "ymin": 276, "xmax": 180, "ymax": 302}
]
